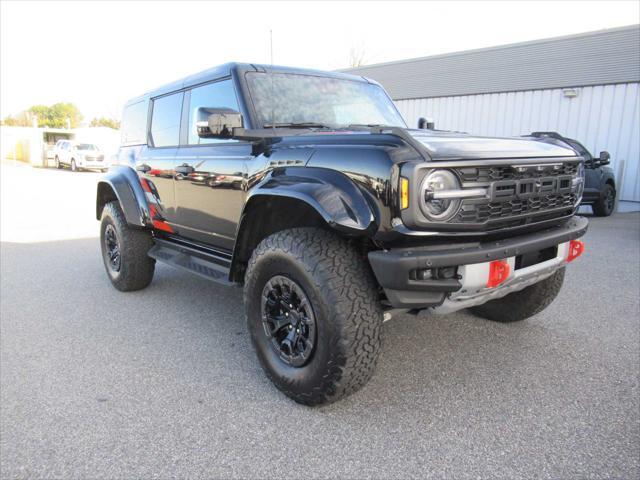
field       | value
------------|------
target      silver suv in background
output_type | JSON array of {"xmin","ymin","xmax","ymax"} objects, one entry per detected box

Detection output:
[{"xmin": 54, "ymin": 140, "xmax": 108, "ymax": 172}]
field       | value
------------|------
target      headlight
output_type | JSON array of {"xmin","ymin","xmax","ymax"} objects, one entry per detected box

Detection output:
[{"xmin": 419, "ymin": 169, "xmax": 462, "ymax": 221}]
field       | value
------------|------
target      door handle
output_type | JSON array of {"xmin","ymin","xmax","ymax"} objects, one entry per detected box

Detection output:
[
  {"xmin": 136, "ymin": 163, "xmax": 151, "ymax": 173},
  {"xmin": 175, "ymin": 164, "xmax": 195, "ymax": 175}
]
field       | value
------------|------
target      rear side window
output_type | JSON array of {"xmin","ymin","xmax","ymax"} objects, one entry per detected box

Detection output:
[
  {"xmin": 121, "ymin": 100, "xmax": 148, "ymax": 146},
  {"xmin": 150, "ymin": 93, "xmax": 183, "ymax": 147},
  {"xmin": 188, "ymin": 79, "xmax": 239, "ymax": 145}
]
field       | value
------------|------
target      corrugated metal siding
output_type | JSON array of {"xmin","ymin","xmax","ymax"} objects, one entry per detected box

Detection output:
[
  {"xmin": 395, "ymin": 83, "xmax": 640, "ymax": 203},
  {"xmin": 347, "ymin": 25, "xmax": 640, "ymax": 99}
]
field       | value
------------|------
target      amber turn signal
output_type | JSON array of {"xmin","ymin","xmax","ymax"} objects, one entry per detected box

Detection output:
[{"xmin": 400, "ymin": 177, "xmax": 409, "ymax": 209}]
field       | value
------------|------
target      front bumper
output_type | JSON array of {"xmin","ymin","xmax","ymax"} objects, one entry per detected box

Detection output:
[
  {"xmin": 79, "ymin": 158, "xmax": 107, "ymax": 169},
  {"xmin": 368, "ymin": 216, "xmax": 588, "ymax": 310}
]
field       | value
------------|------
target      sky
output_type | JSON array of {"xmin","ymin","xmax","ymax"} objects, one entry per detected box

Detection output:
[{"xmin": 1, "ymin": 0, "xmax": 639, "ymax": 122}]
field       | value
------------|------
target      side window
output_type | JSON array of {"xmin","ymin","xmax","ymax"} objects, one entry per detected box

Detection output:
[
  {"xmin": 150, "ymin": 92, "xmax": 183, "ymax": 147},
  {"xmin": 121, "ymin": 100, "xmax": 148, "ymax": 146},
  {"xmin": 188, "ymin": 79, "xmax": 239, "ymax": 145}
]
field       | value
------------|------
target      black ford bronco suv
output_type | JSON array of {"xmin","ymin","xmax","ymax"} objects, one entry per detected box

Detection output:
[{"xmin": 97, "ymin": 63, "xmax": 588, "ymax": 405}]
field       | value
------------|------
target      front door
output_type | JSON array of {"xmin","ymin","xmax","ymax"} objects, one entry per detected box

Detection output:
[{"xmin": 172, "ymin": 78, "xmax": 250, "ymax": 250}]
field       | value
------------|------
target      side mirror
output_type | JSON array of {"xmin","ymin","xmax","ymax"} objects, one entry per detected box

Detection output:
[
  {"xmin": 196, "ymin": 107, "xmax": 243, "ymax": 138},
  {"xmin": 598, "ymin": 151, "xmax": 610, "ymax": 165},
  {"xmin": 417, "ymin": 117, "xmax": 434, "ymax": 130}
]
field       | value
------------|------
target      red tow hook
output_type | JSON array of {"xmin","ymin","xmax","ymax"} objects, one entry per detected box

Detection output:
[
  {"xmin": 486, "ymin": 260, "xmax": 510, "ymax": 288},
  {"xmin": 566, "ymin": 239, "xmax": 585, "ymax": 263}
]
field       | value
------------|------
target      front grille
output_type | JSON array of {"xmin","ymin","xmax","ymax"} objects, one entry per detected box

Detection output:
[
  {"xmin": 456, "ymin": 193, "xmax": 577, "ymax": 223},
  {"xmin": 449, "ymin": 160, "xmax": 580, "ymax": 228}
]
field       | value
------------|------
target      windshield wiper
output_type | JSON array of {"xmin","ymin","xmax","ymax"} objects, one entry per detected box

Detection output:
[
  {"xmin": 263, "ymin": 122, "xmax": 335, "ymax": 129},
  {"xmin": 346, "ymin": 123, "xmax": 392, "ymax": 128}
]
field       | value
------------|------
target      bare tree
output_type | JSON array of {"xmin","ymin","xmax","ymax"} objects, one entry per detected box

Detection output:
[{"xmin": 348, "ymin": 45, "xmax": 368, "ymax": 68}]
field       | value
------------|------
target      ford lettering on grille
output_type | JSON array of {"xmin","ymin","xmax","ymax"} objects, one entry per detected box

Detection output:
[{"xmin": 489, "ymin": 175, "xmax": 573, "ymax": 202}]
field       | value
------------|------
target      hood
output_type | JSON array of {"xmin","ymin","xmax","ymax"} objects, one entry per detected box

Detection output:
[{"xmin": 408, "ymin": 130, "xmax": 578, "ymax": 160}]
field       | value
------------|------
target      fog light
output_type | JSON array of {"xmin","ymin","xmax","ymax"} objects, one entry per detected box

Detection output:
[{"xmin": 413, "ymin": 268, "xmax": 432, "ymax": 280}]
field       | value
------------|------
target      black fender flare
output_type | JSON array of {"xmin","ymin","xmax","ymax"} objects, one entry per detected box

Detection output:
[
  {"xmin": 230, "ymin": 167, "xmax": 377, "ymax": 280},
  {"xmin": 96, "ymin": 165, "xmax": 150, "ymax": 227},
  {"xmin": 243, "ymin": 166, "xmax": 376, "ymax": 234}
]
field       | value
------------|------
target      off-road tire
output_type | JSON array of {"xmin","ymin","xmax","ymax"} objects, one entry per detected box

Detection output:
[
  {"xmin": 100, "ymin": 201, "xmax": 155, "ymax": 292},
  {"xmin": 244, "ymin": 228, "xmax": 383, "ymax": 406},
  {"xmin": 469, "ymin": 268, "xmax": 565, "ymax": 323},
  {"xmin": 592, "ymin": 183, "xmax": 615, "ymax": 217}
]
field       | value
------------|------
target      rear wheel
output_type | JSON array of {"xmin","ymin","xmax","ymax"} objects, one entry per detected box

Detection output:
[
  {"xmin": 592, "ymin": 183, "xmax": 615, "ymax": 217},
  {"xmin": 100, "ymin": 201, "xmax": 155, "ymax": 291},
  {"xmin": 244, "ymin": 228, "xmax": 383, "ymax": 405},
  {"xmin": 469, "ymin": 268, "xmax": 565, "ymax": 323}
]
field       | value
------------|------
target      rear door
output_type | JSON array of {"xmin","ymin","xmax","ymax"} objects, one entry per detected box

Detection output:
[
  {"xmin": 173, "ymin": 78, "xmax": 252, "ymax": 250},
  {"xmin": 135, "ymin": 92, "xmax": 184, "ymax": 227}
]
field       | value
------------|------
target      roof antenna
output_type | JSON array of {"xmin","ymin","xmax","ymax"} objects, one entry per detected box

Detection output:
[
  {"xmin": 270, "ymin": 29, "xmax": 275, "ymax": 131},
  {"xmin": 270, "ymin": 29, "xmax": 274, "ymax": 65}
]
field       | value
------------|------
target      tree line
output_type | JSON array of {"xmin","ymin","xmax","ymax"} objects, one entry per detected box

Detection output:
[{"xmin": 2, "ymin": 103, "xmax": 119, "ymax": 129}]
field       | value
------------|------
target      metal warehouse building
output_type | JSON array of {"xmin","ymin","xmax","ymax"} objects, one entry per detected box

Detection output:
[{"xmin": 347, "ymin": 25, "xmax": 640, "ymax": 211}]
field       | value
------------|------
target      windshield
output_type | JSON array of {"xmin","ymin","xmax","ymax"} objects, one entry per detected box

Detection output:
[
  {"xmin": 76, "ymin": 144, "xmax": 97, "ymax": 150},
  {"xmin": 246, "ymin": 72, "xmax": 406, "ymax": 129}
]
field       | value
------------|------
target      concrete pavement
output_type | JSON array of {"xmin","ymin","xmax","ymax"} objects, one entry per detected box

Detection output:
[{"xmin": 1, "ymin": 163, "xmax": 638, "ymax": 479}]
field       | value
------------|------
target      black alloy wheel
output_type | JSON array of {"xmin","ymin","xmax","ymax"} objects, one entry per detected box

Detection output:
[
  {"xmin": 261, "ymin": 275, "xmax": 316, "ymax": 367},
  {"xmin": 604, "ymin": 187, "xmax": 615, "ymax": 212},
  {"xmin": 103, "ymin": 223, "xmax": 121, "ymax": 272}
]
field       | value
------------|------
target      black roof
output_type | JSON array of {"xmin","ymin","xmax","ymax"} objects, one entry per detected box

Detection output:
[{"xmin": 126, "ymin": 62, "xmax": 375, "ymax": 105}]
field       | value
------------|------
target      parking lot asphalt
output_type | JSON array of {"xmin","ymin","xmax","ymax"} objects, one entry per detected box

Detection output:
[{"xmin": 1, "ymin": 163, "xmax": 639, "ymax": 479}]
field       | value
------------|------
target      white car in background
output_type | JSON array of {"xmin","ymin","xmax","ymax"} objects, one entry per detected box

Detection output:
[{"xmin": 53, "ymin": 140, "xmax": 109, "ymax": 172}]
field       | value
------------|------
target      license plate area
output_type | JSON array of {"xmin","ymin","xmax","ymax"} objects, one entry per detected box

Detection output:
[{"xmin": 515, "ymin": 245, "xmax": 558, "ymax": 270}]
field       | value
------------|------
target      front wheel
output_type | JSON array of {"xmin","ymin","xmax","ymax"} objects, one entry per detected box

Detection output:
[
  {"xmin": 469, "ymin": 268, "xmax": 565, "ymax": 323},
  {"xmin": 100, "ymin": 201, "xmax": 155, "ymax": 291},
  {"xmin": 70, "ymin": 159, "xmax": 78, "ymax": 172},
  {"xmin": 592, "ymin": 184, "xmax": 615, "ymax": 217},
  {"xmin": 55, "ymin": 156, "xmax": 62, "ymax": 169},
  {"xmin": 244, "ymin": 228, "xmax": 383, "ymax": 406}
]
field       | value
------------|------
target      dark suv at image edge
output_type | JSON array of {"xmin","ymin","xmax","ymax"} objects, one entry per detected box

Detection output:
[
  {"xmin": 526, "ymin": 131, "xmax": 616, "ymax": 216},
  {"xmin": 96, "ymin": 63, "xmax": 588, "ymax": 405}
]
